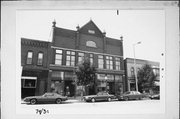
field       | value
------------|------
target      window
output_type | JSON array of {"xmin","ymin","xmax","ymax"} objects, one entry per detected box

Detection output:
[
  {"xmin": 89, "ymin": 54, "xmax": 94, "ymax": 65},
  {"xmin": 106, "ymin": 56, "xmax": 113, "ymax": 69},
  {"xmin": 98, "ymin": 55, "xmax": 104, "ymax": 69},
  {"xmin": 131, "ymin": 67, "xmax": 135, "ymax": 77},
  {"xmin": 37, "ymin": 52, "xmax": 43, "ymax": 65},
  {"xmin": 88, "ymin": 30, "xmax": 95, "ymax": 34},
  {"xmin": 23, "ymin": 79, "xmax": 37, "ymax": 88},
  {"xmin": 78, "ymin": 52, "xmax": 85, "ymax": 63},
  {"xmin": 26, "ymin": 51, "xmax": 33, "ymax": 64},
  {"xmin": 66, "ymin": 51, "xmax": 75, "ymax": 66},
  {"xmin": 55, "ymin": 49, "xmax": 63, "ymax": 65},
  {"xmin": 86, "ymin": 41, "xmax": 97, "ymax": 48},
  {"xmin": 115, "ymin": 57, "xmax": 121, "ymax": 70}
]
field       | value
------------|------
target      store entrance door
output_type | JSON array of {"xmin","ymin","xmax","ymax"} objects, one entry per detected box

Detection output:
[{"xmin": 64, "ymin": 80, "xmax": 75, "ymax": 97}]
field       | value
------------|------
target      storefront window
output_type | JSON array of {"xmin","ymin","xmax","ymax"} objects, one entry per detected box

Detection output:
[
  {"xmin": 51, "ymin": 71, "xmax": 64, "ymax": 80},
  {"xmin": 66, "ymin": 51, "xmax": 75, "ymax": 66},
  {"xmin": 55, "ymin": 49, "xmax": 63, "ymax": 65},
  {"xmin": 23, "ymin": 79, "xmax": 36, "ymax": 88}
]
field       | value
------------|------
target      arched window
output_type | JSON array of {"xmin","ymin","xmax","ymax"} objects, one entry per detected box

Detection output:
[
  {"xmin": 26, "ymin": 51, "xmax": 33, "ymax": 64},
  {"xmin": 86, "ymin": 41, "xmax": 97, "ymax": 48},
  {"xmin": 37, "ymin": 52, "xmax": 44, "ymax": 65}
]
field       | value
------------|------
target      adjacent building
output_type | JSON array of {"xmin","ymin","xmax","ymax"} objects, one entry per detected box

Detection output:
[
  {"xmin": 21, "ymin": 20, "xmax": 125, "ymax": 98},
  {"xmin": 124, "ymin": 58, "xmax": 160, "ymax": 93},
  {"xmin": 21, "ymin": 38, "xmax": 50, "ymax": 98}
]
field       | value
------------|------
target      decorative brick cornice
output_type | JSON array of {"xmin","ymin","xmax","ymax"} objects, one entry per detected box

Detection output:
[{"xmin": 21, "ymin": 38, "xmax": 49, "ymax": 48}]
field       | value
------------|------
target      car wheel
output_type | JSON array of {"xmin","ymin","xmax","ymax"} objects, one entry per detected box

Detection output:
[
  {"xmin": 124, "ymin": 97, "xmax": 129, "ymax": 101},
  {"xmin": 91, "ymin": 98, "xmax": 95, "ymax": 103},
  {"xmin": 30, "ymin": 99, "xmax": 37, "ymax": 105},
  {"xmin": 108, "ymin": 98, "xmax": 111, "ymax": 102},
  {"xmin": 56, "ymin": 98, "xmax": 62, "ymax": 104}
]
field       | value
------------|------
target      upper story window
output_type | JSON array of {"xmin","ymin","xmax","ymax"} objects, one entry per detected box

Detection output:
[
  {"xmin": 131, "ymin": 67, "xmax": 135, "ymax": 77},
  {"xmin": 98, "ymin": 55, "xmax": 104, "ymax": 69},
  {"xmin": 37, "ymin": 52, "xmax": 43, "ymax": 65},
  {"xmin": 115, "ymin": 57, "xmax": 121, "ymax": 70},
  {"xmin": 88, "ymin": 30, "xmax": 95, "ymax": 34},
  {"xmin": 86, "ymin": 41, "xmax": 97, "ymax": 48},
  {"xmin": 89, "ymin": 54, "xmax": 94, "ymax": 65},
  {"xmin": 106, "ymin": 56, "xmax": 113, "ymax": 70},
  {"xmin": 55, "ymin": 49, "xmax": 63, "ymax": 65},
  {"xmin": 78, "ymin": 52, "xmax": 85, "ymax": 63},
  {"xmin": 66, "ymin": 51, "xmax": 75, "ymax": 66},
  {"xmin": 26, "ymin": 51, "xmax": 33, "ymax": 64}
]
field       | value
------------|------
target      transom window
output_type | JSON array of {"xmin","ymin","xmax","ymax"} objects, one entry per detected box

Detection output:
[
  {"xmin": 37, "ymin": 52, "xmax": 43, "ymax": 65},
  {"xmin": 55, "ymin": 49, "xmax": 63, "ymax": 65},
  {"xmin": 26, "ymin": 51, "xmax": 33, "ymax": 64},
  {"xmin": 115, "ymin": 57, "xmax": 121, "ymax": 70},
  {"xmin": 106, "ymin": 56, "xmax": 113, "ymax": 70},
  {"xmin": 66, "ymin": 51, "xmax": 75, "ymax": 66},
  {"xmin": 98, "ymin": 55, "xmax": 104, "ymax": 69}
]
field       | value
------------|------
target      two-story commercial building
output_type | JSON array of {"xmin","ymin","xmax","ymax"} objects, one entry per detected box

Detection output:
[
  {"xmin": 21, "ymin": 20, "xmax": 125, "ymax": 98},
  {"xmin": 124, "ymin": 58, "xmax": 160, "ymax": 93},
  {"xmin": 21, "ymin": 38, "xmax": 50, "ymax": 98}
]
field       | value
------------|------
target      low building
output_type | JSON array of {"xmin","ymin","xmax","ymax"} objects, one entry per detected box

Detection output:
[
  {"xmin": 124, "ymin": 58, "xmax": 160, "ymax": 93},
  {"xmin": 21, "ymin": 38, "xmax": 50, "ymax": 98}
]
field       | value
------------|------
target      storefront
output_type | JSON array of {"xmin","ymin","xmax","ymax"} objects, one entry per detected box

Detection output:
[
  {"xmin": 97, "ymin": 74, "xmax": 124, "ymax": 95},
  {"xmin": 21, "ymin": 76, "xmax": 37, "ymax": 98},
  {"xmin": 50, "ymin": 71, "xmax": 76, "ymax": 97}
]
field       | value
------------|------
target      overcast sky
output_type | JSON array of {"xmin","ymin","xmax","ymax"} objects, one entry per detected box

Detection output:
[{"xmin": 17, "ymin": 10, "xmax": 165, "ymax": 62}]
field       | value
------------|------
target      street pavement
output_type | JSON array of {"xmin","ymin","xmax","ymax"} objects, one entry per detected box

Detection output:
[{"xmin": 20, "ymin": 98, "xmax": 161, "ymax": 114}]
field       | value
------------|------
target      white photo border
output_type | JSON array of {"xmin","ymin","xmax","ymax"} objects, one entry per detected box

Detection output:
[{"xmin": 1, "ymin": 1, "xmax": 179, "ymax": 119}]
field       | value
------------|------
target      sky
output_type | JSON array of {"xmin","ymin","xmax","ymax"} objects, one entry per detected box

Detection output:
[{"xmin": 16, "ymin": 10, "xmax": 165, "ymax": 62}]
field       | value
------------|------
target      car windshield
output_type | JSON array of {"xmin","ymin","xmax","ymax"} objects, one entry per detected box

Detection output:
[
  {"xmin": 43, "ymin": 93, "xmax": 54, "ymax": 97},
  {"xmin": 124, "ymin": 92, "xmax": 130, "ymax": 94}
]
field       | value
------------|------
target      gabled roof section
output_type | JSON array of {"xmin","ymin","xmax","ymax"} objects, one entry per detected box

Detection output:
[
  {"xmin": 54, "ymin": 27, "xmax": 76, "ymax": 39},
  {"xmin": 79, "ymin": 20, "xmax": 104, "ymax": 37}
]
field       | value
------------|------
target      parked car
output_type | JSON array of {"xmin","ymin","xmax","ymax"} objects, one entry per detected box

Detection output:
[
  {"xmin": 83, "ymin": 91, "xmax": 116, "ymax": 102},
  {"xmin": 23, "ymin": 92, "xmax": 68, "ymax": 104},
  {"xmin": 149, "ymin": 94, "xmax": 160, "ymax": 100},
  {"xmin": 117, "ymin": 91, "xmax": 147, "ymax": 101}
]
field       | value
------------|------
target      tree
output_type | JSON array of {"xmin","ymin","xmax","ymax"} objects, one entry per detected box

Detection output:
[
  {"xmin": 137, "ymin": 64, "xmax": 158, "ymax": 93},
  {"xmin": 75, "ymin": 57, "xmax": 96, "ymax": 98}
]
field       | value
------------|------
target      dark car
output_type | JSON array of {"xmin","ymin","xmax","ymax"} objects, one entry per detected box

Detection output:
[
  {"xmin": 83, "ymin": 91, "xmax": 116, "ymax": 102},
  {"xmin": 149, "ymin": 94, "xmax": 160, "ymax": 100},
  {"xmin": 23, "ymin": 92, "xmax": 68, "ymax": 104},
  {"xmin": 117, "ymin": 91, "xmax": 146, "ymax": 101}
]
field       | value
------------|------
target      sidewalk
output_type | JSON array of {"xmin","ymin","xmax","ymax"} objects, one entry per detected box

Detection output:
[{"xmin": 67, "ymin": 96, "xmax": 84, "ymax": 103}]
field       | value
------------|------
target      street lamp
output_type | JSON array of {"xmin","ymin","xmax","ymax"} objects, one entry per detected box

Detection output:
[
  {"xmin": 105, "ymin": 75, "xmax": 108, "ymax": 92},
  {"xmin": 133, "ymin": 41, "xmax": 141, "ymax": 91}
]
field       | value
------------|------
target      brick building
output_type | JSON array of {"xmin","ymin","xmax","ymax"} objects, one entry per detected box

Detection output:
[
  {"xmin": 21, "ymin": 20, "xmax": 125, "ymax": 98},
  {"xmin": 21, "ymin": 38, "xmax": 50, "ymax": 98},
  {"xmin": 124, "ymin": 58, "xmax": 160, "ymax": 93}
]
